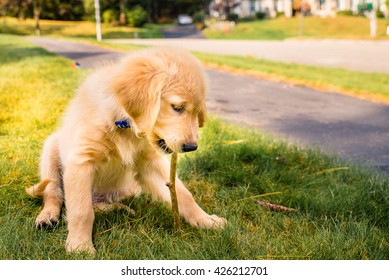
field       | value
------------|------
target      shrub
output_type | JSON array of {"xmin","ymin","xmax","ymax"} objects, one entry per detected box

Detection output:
[
  {"xmin": 226, "ymin": 13, "xmax": 239, "ymax": 22},
  {"xmin": 376, "ymin": 9, "xmax": 385, "ymax": 18},
  {"xmin": 256, "ymin": 11, "xmax": 267, "ymax": 20},
  {"xmin": 337, "ymin": 10, "xmax": 354, "ymax": 17},
  {"xmin": 126, "ymin": 5, "xmax": 147, "ymax": 27},
  {"xmin": 239, "ymin": 16, "xmax": 256, "ymax": 22},
  {"xmin": 192, "ymin": 10, "xmax": 206, "ymax": 23},
  {"xmin": 102, "ymin": 9, "xmax": 118, "ymax": 24}
]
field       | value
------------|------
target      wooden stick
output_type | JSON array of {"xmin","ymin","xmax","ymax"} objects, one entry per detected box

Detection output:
[
  {"xmin": 256, "ymin": 200, "xmax": 296, "ymax": 212},
  {"xmin": 166, "ymin": 152, "xmax": 180, "ymax": 228}
]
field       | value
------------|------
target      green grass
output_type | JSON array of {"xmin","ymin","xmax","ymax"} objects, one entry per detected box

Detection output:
[
  {"xmin": 0, "ymin": 17, "xmax": 166, "ymax": 39},
  {"xmin": 0, "ymin": 34, "xmax": 388, "ymax": 260},
  {"xmin": 193, "ymin": 52, "xmax": 389, "ymax": 104},
  {"xmin": 203, "ymin": 16, "xmax": 389, "ymax": 40}
]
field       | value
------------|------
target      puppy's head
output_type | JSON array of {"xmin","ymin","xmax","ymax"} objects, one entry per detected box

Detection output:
[{"xmin": 111, "ymin": 47, "xmax": 207, "ymax": 154}]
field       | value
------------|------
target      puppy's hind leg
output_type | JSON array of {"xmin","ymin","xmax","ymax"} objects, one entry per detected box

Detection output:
[{"xmin": 26, "ymin": 133, "xmax": 64, "ymax": 229}]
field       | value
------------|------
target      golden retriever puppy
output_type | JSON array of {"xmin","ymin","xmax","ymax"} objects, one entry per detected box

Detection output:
[{"xmin": 26, "ymin": 47, "xmax": 226, "ymax": 254}]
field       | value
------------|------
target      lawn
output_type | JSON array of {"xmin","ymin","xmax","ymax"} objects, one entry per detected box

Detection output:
[
  {"xmin": 0, "ymin": 17, "xmax": 166, "ymax": 39},
  {"xmin": 193, "ymin": 52, "xmax": 389, "ymax": 104},
  {"xmin": 0, "ymin": 34, "xmax": 388, "ymax": 260},
  {"xmin": 203, "ymin": 15, "xmax": 389, "ymax": 40}
]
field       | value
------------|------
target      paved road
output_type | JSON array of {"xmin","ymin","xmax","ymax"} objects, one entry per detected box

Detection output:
[
  {"xmin": 108, "ymin": 38, "xmax": 389, "ymax": 73},
  {"xmin": 27, "ymin": 37, "xmax": 389, "ymax": 174},
  {"xmin": 162, "ymin": 24, "xmax": 206, "ymax": 39}
]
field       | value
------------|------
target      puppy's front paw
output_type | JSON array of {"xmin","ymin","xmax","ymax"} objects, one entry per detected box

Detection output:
[
  {"xmin": 209, "ymin": 214, "xmax": 227, "ymax": 229},
  {"xmin": 35, "ymin": 210, "xmax": 59, "ymax": 229},
  {"xmin": 188, "ymin": 214, "xmax": 227, "ymax": 229},
  {"xmin": 66, "ymin": 237, "xmax": 96, "ymax": 255}
]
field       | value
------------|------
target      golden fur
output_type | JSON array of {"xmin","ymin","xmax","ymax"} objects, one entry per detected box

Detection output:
[{"xmin": 26, "ymin": 47, "xmax": 225, "ymax": 254}]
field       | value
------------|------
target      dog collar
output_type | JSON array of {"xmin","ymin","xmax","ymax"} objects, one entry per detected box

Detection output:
[{"xmin": 115, "ymin": 118, "xmax": 131, "ymax": 129}]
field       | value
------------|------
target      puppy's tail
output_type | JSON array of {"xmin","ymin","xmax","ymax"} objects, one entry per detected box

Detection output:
[{"xmin": 26, "ymin": 179, "xmax": 51, "ymax": 198}]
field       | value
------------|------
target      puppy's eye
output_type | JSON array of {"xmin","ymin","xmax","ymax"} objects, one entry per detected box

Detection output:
[{"xmin": 172, "ymin": 105, "xmax": 185, "ymax": 114}]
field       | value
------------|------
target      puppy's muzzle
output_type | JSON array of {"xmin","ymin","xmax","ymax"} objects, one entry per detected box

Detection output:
[
  {"xmin": 157, "ymin": 139, "xmax": 173, "ymax": 154},
  {"xmin": 157, "ymin": 139, "xmax": 198, "ymax": 153}
]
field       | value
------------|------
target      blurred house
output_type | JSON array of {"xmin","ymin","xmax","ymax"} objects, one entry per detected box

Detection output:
[{"xmin": 209, "ymin": 0, "xmax": 388, "ymax": 18}]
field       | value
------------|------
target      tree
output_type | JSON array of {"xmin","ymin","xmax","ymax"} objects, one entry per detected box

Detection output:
[
  {"xmin": 57, "ymin": 0, "xmax": 84, "ymax": 21},
  {"xmin": 0, "ymin": 0, "xmax": 32, "ymax": 20},
  {"xmin": 126, "ymin": 4, "xmax": 147, "ymax": 27},
  {"xmin": 0, "ymin": 0, "xmax": 10, "ymax": 23},
  {"xmin": 33, "ymin": 0, "xmax": 42, "ymax": 35},
  {"xmin": 2, "ymin": 0, "xmax": 212, "ymax": 24},
  {"xmin": 209, "ymin": 0, "xmax": 240, "ymax": 18},
  {"xmin": 16, "ymin": 0, "xmax": 32, "ymax": 20},
  {"xmin": 119, "ymin": 0, "xmax": 127, "ymax": 25},
  {"xmin": 1, "ymin": 0, "xmax": 30, "ymax": 22},
  {"xmin": 142, "ymin": 0, "xmax": 211, "ymax": 23}
]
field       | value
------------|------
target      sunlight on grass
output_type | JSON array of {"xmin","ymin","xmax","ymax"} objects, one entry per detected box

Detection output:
[
  {"xmin": 203, "ymin": 16, "xmax": 389, "ymax": 40},
  {"xmin": 0, "ymin": 34, "xmax": 387, "ymax": 260},
  {"xmin": 194, "ymin": 52, "xmax": 389, "ymax": 104},
  {"xmin": 0, "ymin": 17, "xmax": 165, "ymax": 39}
]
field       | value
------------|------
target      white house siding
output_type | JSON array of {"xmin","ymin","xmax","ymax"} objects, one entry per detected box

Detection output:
[{"xmin": 224, "ymin": 0, "xmax": 388, "ymax": 18}]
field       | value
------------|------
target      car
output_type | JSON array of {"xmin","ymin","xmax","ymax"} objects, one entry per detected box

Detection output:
[{"xmin": 177, "ymin": 14, "xmax": 193, "ymax": 25}]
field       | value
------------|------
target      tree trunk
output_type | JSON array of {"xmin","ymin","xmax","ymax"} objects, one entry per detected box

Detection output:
[
  {"xmin": 1, "ymin": 3, "xmax": 9, "ymax": 25},
  {"xmin": 33, "ymin": 0, "xmax": 42, "ymax": 36},
  {"xmin": 152, "ymin": 0, "xmax": 159, "ymax": 23},
  {"xmin": 119, "ymin": 0, "xmax": 127, "ymax": 25}
]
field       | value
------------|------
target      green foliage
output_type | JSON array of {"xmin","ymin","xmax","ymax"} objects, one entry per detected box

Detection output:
[
  {"xmin": 376, "ymin": 9, "xmax": 386, "ymax": 19},
  {"xmin": 126, "ymin": 5, "xmax": 147, "ymax": 27},
  {"xmin": 3, "ymin": 0, "xmax": 211, "ymax": 23},
  {"xmin": 192, "ymin": 10, "xmax": 206, "ymax": 23},
  {"xmin": 336, "ymin": 10, "xmax": 355, "ymax": 17},
  {"xmin": 256, "ymin": 11, "xmax": 267, "ymax": 20},
  {"xmin": 1, "ymin": 34, "xmax": 388, "ymax": 260},
  {"xmin": 82, "ymin": 0, "xmax": 95, "ymax": 20},
  {"xmin": 226, "ymin": 13, "xmax": 239, "ymax": 22},
  {"xmin": 33, "ymin": 0, "xmax": 85, "ymax": 21},
  {"xmin": 102, "ymin": 9, "xmax": 118, "ymax": 24},
  {"xmin": 0, "ymin": 17, "xmax": 165, "ymax": 39}
]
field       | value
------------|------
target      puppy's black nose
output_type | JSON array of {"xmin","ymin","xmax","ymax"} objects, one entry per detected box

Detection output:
[{"xmin": 182, "ymin": 143, "xmax": 198, "ymax": 153}]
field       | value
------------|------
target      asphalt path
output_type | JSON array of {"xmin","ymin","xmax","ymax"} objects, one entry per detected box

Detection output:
[
  {"xmin": 162, "ymin": 24, "xmax": 206, "ymax": 39},
  {"xmin": 27, "ymin": 37, "xmax": 389, "ymax": 174}
]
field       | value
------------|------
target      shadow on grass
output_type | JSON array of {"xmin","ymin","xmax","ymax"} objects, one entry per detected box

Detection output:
[
  {"xmin": 179, "ymin": 118, "xmax": 389, "ymax": 232},
  {"xmin": 0, "ymin": 43, "xmax": 57, "ymax": 65}
]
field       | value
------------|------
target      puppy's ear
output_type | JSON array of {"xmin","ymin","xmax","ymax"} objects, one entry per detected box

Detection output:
[
  {"xmin": 198, "ymin": 106, "xmax": 207, "ymax": 128},
  {"xmin": 111, "ymin": 55, "xmax": 169, "ymax": 137}
]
